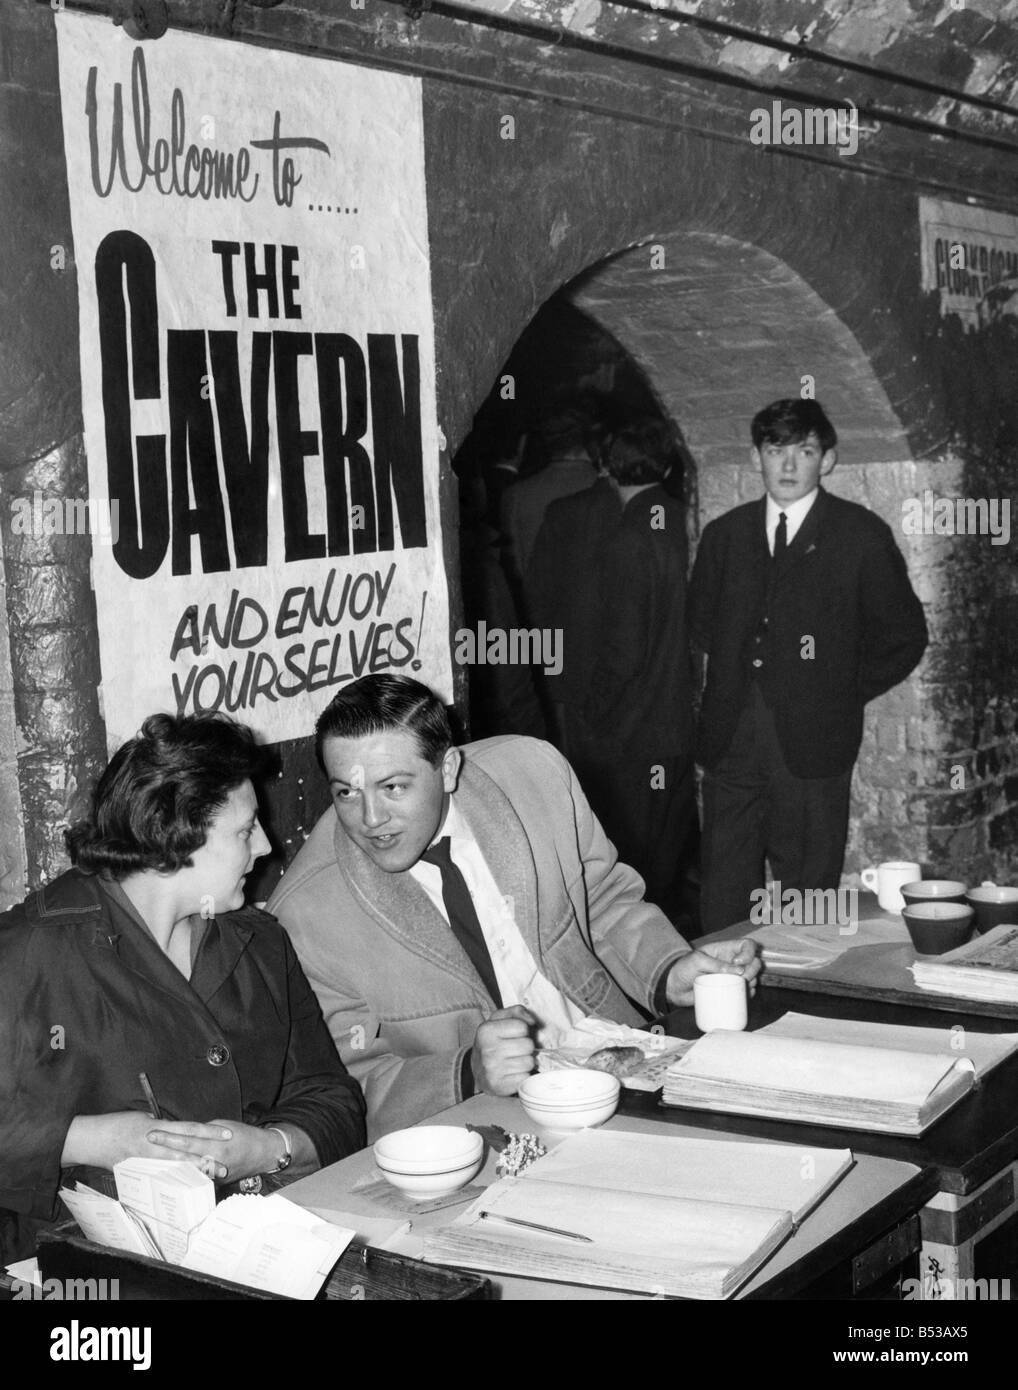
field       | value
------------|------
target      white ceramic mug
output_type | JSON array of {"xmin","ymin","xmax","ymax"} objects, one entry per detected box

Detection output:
[
  {"xmin": 693, "ymin": 973, "xmax": 748, "ymax": 1032},
  {"xmin": 860, "ymin": 860, "xmax": 922, "ymax": 913}
]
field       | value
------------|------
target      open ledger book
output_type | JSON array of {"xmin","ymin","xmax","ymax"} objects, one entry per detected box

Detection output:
[
  {"xmin": 662, "ymin": 1013, "xmax": 1018, "ymax": 1136},
  {"xmin": 911, "ymin": 924, "xmax": 1018, "ymax": 1004},
  {"xmin": 422, "ymin": 1130, "xmax": 853, "ymax": 1299},
  {"xmin": 59, "ymin": 1159, "xmax": 354, "ymax": 1299}
]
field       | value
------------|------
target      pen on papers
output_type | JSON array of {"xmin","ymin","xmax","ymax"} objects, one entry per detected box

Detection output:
[
  {"xmin": 478, "ymin": 1211, "xmax": 593, "ymax": 1243},
  {"xmin": 138, "ymin": 1071, "xmax": 163, "ymax": 1121}
]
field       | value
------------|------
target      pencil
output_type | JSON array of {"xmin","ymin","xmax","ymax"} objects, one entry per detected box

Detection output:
[
  {"xmin": 139, "ymin": 1071, "xmax": 163, "ymax": 1121},
  {"xmin": 478, "ymin": 1211, "xmax": 593, "ymax": 1243}
]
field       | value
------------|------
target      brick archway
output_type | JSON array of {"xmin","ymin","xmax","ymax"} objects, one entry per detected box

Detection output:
[
  {"xmin": 565, "ymin": 230, "xmax": 913, "ymax": 523},
  {"xmin": 550, "ymin": 231, "xmax": 929, "ymax": 881}
]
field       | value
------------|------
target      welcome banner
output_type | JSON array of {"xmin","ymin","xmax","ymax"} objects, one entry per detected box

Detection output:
[{"xmin": 56, "ymin": 12, "xmax": 451, "ymax": 747}]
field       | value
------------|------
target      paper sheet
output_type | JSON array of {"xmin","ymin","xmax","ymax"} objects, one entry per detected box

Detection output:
[
  {"xmin": 184, "ymin": 1194, "xmax": 355, "ymax": 1300},
  {"xmin": 522, "ymin": 1128, "xmax": 852, "ymax": 1219},
  {"xmin": 760, "ymin": 1012, "xmax": 1018, "ymax": 1080},
  {"xmin": 59, "ymin": 1184, "xmax": 160, "ymax": 1258},
  {"xmin": 749, "ymin": 914, "xmax": 911, "ymax": 970},
  {"xmin": 114, "ymin": 1158, "xmax": 217, "ymax": 1262}
]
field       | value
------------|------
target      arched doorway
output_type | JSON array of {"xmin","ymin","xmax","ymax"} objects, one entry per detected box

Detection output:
[{"xmin": 453, "ymin": 228, "xmax": 924, "ymax": 903}]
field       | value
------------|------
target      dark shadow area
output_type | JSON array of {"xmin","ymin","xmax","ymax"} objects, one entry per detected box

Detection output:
[{"xmin": 452, "ymin": 290, "xmax": 700, "ymax": 927}]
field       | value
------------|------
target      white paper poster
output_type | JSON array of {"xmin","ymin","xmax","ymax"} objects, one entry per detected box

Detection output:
[
  {"xmin": 919, "ymin": 195, "xmax": 1018, "ymax": 330},
  {"xmin": 56, "ymin": 13, "xmax": 451, "ymax": 747}
]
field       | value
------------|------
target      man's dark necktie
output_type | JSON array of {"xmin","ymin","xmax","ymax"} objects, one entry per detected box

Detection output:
[
  {"xmin": 421, "ymin": 837, "xmax": 503, "ymax": 1007},
  {"xmin": 773, "ymin": 511, "xmax": 788, "ymax": 563}
]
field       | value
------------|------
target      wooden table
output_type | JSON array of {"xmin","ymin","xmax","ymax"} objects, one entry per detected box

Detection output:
[
  {"xmin": 285, "ymin": 1093, "xmax": 936, "ymax": 1301},
  {"xmin": 634, "ymin": 987, "xmax": 1018, "ymax": 1290},
  {"xmin": 700, "ymin": 892, "xmax": 1018, "ymax": 1021}
]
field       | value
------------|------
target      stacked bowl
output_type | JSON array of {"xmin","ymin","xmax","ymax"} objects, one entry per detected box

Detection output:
[
  {"xmin": 966, "ymin": 885, "xmax": 1018, "ymax": 935},
  {"xmin": 373, "ymin": 1125, "xmax": 484, "ymax": 1199},
  {"xmin": 900, "ymin": 879, "xmax": 974, "ymax": 955},
  {"xmin": 519, "ymin": 1069, "xmax": 621, "ymax": 1132}
]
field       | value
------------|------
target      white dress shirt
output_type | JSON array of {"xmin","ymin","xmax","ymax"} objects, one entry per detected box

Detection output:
[
  {"xmin": 765, "ymin": 488, "xmax": 818, "ymax": 554},
  {"xmin": 409, "ymin": 799, "xmax": 586, "ymax": 1046}
]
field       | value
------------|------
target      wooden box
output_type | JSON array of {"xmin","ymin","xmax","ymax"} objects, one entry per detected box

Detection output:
[{"xmin": 37, "ymin": 1224, "xmax": 490, "ymax": 1301}]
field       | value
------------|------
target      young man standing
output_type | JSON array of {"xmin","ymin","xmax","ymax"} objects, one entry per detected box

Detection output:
[{"xmin": 688, "ymin": 399, "xmax": 928, "ymax": 934}]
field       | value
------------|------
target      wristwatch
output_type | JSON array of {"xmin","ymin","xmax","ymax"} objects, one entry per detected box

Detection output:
[
  {"xmin": 238, "ymin": 1127, "xmax": 293, "ymax": 1194},
  {"xmin": 266, "ymin": 1126, "xmax": 293, "ymax": 1173}
]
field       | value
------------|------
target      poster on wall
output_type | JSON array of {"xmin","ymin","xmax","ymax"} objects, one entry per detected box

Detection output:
[
  {"xmin": 919, "ymin": 195, "xmax": 1018, "ymax": 331},
  {"xmin": 56, "ymin": 11, "xmax": 451, "ymax": 748}
]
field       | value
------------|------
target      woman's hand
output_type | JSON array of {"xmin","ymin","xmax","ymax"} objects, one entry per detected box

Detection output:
[
  {"xmin": 63, "ymin": 1114, "xmax": 307, "ymax": 1183},
  {"xmin": 61, "ymin": 1112, "xmax": 246, "ymax": 1172},
  {"xmin": 145, "ymin": 1119, "xmax": 281, "ymax": 1182}
]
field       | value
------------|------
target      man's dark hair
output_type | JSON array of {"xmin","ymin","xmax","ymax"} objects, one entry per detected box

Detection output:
[
  {"xmin": 66, "ymin": 713, "xmax": 264, "ymax": 878},
  {"xmin": 315, "ymin": 674, "xmax": 454, "ymax": 771},
  {"xmin": 751, "ymin": 399, "xmax": 837, "ymax": 454},
  {"xmin": 538, "ymin": 404, "xmax": 592, "ymax": 456},
  {"xmin": 605, "ymin": 418, "xmax": 678, "ymax": 486}
]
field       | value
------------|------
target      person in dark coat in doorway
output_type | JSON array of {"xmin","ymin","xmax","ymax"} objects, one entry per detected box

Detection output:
[
  {"xmin": 582, "ymin": 419, "xmax": 696, "ymax": 921},
  {"xmin": 524, "ymin": 468, "xmax": 621, "ymax": 754},
  {"xmin": 527, "ymin": 417, "xmax": 696, "ymax": 921}
]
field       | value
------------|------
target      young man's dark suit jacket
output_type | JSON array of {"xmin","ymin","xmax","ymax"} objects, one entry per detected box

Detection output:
[{"xmin": 688, "ymin": 486, "xmax": 928, "ymax": 779}]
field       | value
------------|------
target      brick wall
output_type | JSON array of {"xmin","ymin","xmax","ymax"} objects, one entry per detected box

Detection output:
[{"xmin": 1, "ymin": 0, "xmax": 1015, "ymax": 900}]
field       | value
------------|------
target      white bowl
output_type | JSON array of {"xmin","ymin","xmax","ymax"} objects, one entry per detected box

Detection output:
[
  {"xmin": 374, "ymin": 1125, "xmax": 482, "ymax": 1170},
  {"xmin": 374, "ymin": 1154, "xmax": 484, "ymax": 1199},
  {"xmin": 373, "ymin": 1126, "xmax": 484, "ymax": 1199},
  {"xmin": 519, "ymin": 1069, "xmax": 620, "ymax": 1130},
  {"xmin": 521, "ymin": 1069, "xmax": 619, "ymax": 1101}
]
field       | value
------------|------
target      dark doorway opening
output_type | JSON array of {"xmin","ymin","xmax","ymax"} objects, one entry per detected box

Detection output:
[{"xmin": 452, "ymin": 290, "xmax": 699, "ymax": 926}]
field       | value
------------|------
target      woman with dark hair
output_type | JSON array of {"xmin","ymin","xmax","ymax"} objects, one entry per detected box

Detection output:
[{"xmin": 0, "ymin": 713, "xmax": 366, "ymax": 1264}]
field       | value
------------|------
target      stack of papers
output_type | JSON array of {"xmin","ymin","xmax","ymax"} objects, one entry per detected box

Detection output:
[
  {"xmin": 59, "ymin": 1159, "xmax": 354, "ymax": 1299},
  {"xmin": 422, "ymin": 1129, "xmax": 853, "ymax": 1299},
  {"xmin": 911, "ymin": 924, "xmax": 1018, "ymax": 1003},
  {"xmin": 747, "ymin": 916, "xmax": 911, "ymax": 971},
  {"xmin": 662, "ymin": 1013, "xmax": 1018, "ymax": 1135}
]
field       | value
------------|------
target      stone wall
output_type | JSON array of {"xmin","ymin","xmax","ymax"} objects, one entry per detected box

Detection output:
[
  {"xmin": 1, "ymin": 0, "xmax": 1016, "ymax": 900},
  {"xmin": 0, "ymin": 4, "xmax": 105, "ymax": 902}
]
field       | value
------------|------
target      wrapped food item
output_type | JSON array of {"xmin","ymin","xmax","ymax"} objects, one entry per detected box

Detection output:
[{"xmin": 584, "ymin": 1045, "xmax": 645, "ymax": 1079}]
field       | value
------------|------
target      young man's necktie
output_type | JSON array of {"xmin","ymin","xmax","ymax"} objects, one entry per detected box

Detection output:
[
  {"xmin": 421, "ymin": 837, "xmax": 503, "ymax": 1007},
  {"xmin": 773, "ymin": 510, "xmax": 788, "ymax": 562}
]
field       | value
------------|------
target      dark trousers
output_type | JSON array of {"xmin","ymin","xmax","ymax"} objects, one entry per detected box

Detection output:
[{"xmin": 699, "ymin": 683, "xmax": 853, "ymax": 934}]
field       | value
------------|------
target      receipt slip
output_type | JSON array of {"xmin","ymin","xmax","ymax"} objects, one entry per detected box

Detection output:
[
  {"xmin": 58, "ymin": 1182, "xmax": 163, "ymax": 1259},
  {"xmin": 60, "ymin": 1160, "xmax": 356, "ymax": 1298},
  {"xmin": 113, "ymin": 1158, "xmax": 217, "ymax": 1263},
  {"xmin": 184, "ymin": 1194, "xmax": 355, "ymax": 1300}
]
